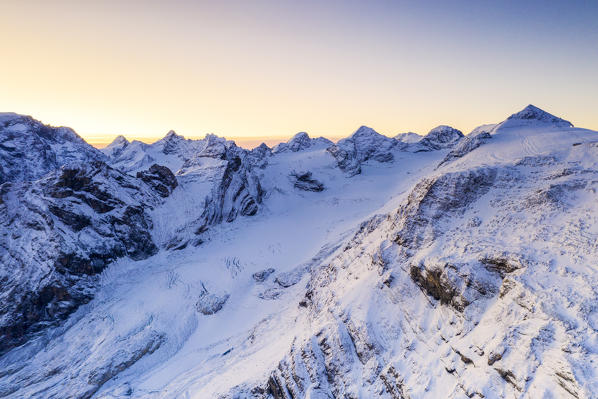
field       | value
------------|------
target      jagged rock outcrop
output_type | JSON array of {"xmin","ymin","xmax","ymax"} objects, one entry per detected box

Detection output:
[
  {"xmin": 102, "ymin": 131, "xmax": 234, "ymax": 175},
  {"xmin": 393, "ymin": 167, "xmax": 497, "ymax": 249},
  {"xmin": 246, "ymin": 143, "xmax": 272, "ymax": 169},
  {"xmin": 136, "ymin": 164, "xmax": 178, "ymax": 197},
  {"xmin": 272, "ymin": 132, "xmax": 333, "ymax": 154},
  {"xmin": 104, "ymin": 131, "xmax": 269, "ymax": 251},
  {"xmin": 0, "ymin": 161, "xmax": 166, "ymax": 353},
  {"xmin": 200, "ymin": 149, "xmax": 264, "ymax": 225},
  {"xmin": 0, "ymin": 113, "xmax": 105, "ymax": 184},
  {"xmin": 327, "ymin": 126, "xmax": 401, "ymax": 176}
]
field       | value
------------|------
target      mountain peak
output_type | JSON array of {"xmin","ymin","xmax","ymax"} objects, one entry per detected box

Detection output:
[
  {"xmin": 273, "ymin": 131, "xmax": 331, "ymax": 153},
  {"xmin": 352, "ymin": 125, "xmax": 379, "ymax": 137},
  {"xmin": 415, "ymin": 125, "xmax": 463, "ymax": 151},
  {"xmin": 106, "ymin": 135, "xmax": 129, "ymax": 148},
  {"xmin": 0, "ymin": 112, "xmax": 25, "ymax": 124},
  {"xmin": 164, "ymin": 130, "xmax": 183, "ymax": 139},
  {"xmin": 395, "ymin": 132, "xmax": 422, "ymax": 143},
  {"xmin": 290, "ymin": 131, "xmax": 310, "ymax": 141},
  {"xmin": 428, "ymin": 125, "xmax": 458, "ymax": 134},
  {"xmin": 506, "ymin": 104, "xmax": 573, "ymax": 127}
]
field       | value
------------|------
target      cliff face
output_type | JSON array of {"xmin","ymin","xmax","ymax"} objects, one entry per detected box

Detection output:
[{"xmin": 0, "ymin": 161, "xmax": 174, "ymax": 353}]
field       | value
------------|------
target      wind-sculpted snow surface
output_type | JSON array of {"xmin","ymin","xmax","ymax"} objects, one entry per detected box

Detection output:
[{"xmin": 0, "ymin": 106, "xmax": 597, "ymax": 399}]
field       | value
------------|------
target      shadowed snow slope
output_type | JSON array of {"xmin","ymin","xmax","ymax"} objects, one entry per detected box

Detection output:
[{"xmin": 0, "ymin": 106, "xmax": 597, "ymax": 399}]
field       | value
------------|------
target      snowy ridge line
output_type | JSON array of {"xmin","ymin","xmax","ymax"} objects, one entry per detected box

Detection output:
[{"xmin": 0, "ymin": 105, "xmax": 597, "ymax": 398}]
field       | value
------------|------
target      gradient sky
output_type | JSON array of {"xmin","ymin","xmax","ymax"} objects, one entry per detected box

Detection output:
[{"xmin": 1, "ymin": 0, "xmax": 597, "ymax": 146}]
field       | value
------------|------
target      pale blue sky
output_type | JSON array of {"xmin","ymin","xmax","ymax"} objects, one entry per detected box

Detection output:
[{"xmin": 1, "ymin": 0, "xmax": 596, "ymax": 144}]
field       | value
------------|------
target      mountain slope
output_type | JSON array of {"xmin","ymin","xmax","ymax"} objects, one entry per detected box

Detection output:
[
  {"xmin": 0, "ymin": 161, "xmax": 176, "ymax": 354},
  {"xmin": 0, "ymin": 113, "xmax": 105, "ymax": 184},
  {"xmin": 0, "ymin": 106, "xmax": 596, "ymax": 399}
]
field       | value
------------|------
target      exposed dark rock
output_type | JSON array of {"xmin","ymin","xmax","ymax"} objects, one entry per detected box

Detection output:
[
  {"xmin": 494, "ymin": 368, "xmax": 520, "ymax": 390},
  {"xmin": 379, "ymin": 365, "xmax": 410, "ymax": 399},
  {"xmin": 480, "ymin": 256, "xmax": 523, "ymax": 278},
  {"xmin": 454, "ymin": 349, "xmax": 475, "ymax": 365},
  {"xmin": 48, "ymin": 204, "xmax": 91, "ymax": 231},
  {"xmin": 291, "ymin": 171, "xmax": 324, "ymax": 192},
  {"xmin": 258, "ymin": 288, "xmax": 283, "ymax": 300},
  {"xmin": 267, "ymin": 374, "xmax": 287, "ymax": 399},
  {"xmin": 136, "ymin": 164, "xmax": 178, "ymax": 197},
  {"xmin": 523, "ymin": 180, "xmax": 585, "ymax": 210},
  {"xmin": 274, "ymin": 268, "xmax": 306, "ymax": 288},
  {"xmin": 253, "ymin": 268, "xmax": 275, "ymax": 283},
  {"xmin": 327, "ymin": 126, "xmax": 400, "ymax": 176},
  {"xmin": 487, "ymin": 352, "xmax": 502, "ymax": 366},
  {"xmin": 410, "ymin": 265, "xmax": 468, "ymax": 312},
  {"xmin": 247, "ymin": 142, "xmax": 272, "ymax": 168},
  {"xmin": 0, "ymin": 161, "xmax": 162, "ymax": 354},
  {"xmin": 394, "ymin": 167, "xmax": 497, "ymax": 249},
  {"xmin": 200, "ymin": 148, "xmax": 264, "ymax": 224},
  {"xmin": 160, "ymin": 130, "xmax": 187, "ymax": 155}
]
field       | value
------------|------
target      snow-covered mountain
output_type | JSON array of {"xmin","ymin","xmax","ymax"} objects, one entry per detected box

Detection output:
[
  {"xmin": 272, "ymin": 132, "xmax": 332, "ymax": 154},
  {"xmin": 0, "ymin": 113, "xmax": 106, "ymax": 184},
  {"xmin": 394, "ymin": 131, "xmax": 423, "ymax": 144},
  {"xmin": 414, "ymin": 125, "xmax": 464, "ymax": 151},
  {"xmin": 0, "ymin": 105, "xmax": 597, "ymax": 399},
  {"xmin": 327, "ymin": 125, "xmax": 403, "ymax": 176}
]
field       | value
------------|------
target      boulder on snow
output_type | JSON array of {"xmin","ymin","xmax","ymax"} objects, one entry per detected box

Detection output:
[
  {"xmin": 253, "ymin": 268, "xmax": 275, "ymax": 283},
  {"xmin": 196, "ymin": 291, "xmax": 230, "ymax": 315},
  {"xmin": 290, "ymin": 171, "xmax": 325, "ymax": 192}
]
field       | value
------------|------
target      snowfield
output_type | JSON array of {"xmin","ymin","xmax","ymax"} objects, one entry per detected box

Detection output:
[{"xmin": 0, "ymin": 105, "xmax": 597, "ymax": 398}]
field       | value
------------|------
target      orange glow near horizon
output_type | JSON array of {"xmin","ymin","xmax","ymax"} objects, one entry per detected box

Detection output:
[
  {"xmin": 1, "ymin": 1, "xmax": 596, "ymax": 145},
  {"xmin": 86, "ymin": 135, "xmax": 345, "ymax": 150}
]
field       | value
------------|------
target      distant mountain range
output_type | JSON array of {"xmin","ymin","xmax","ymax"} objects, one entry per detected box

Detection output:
[{"xmin": 0, "ymin": 105, "xmax": 596, "ymax": 398}]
